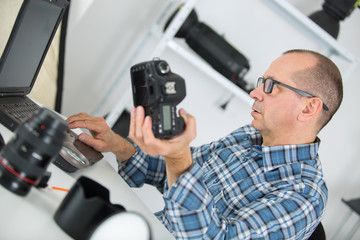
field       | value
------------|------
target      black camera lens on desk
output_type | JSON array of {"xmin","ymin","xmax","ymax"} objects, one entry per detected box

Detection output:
[
  {"xmin": 0, "ymin": 108, "xmax": 67, "ymax": 196},
  {"xmin": 54, "ymin": 176, "xmax": 152, "ymax": 240}
]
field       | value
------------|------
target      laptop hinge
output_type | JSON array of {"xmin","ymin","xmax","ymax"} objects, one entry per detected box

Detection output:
[{"xmin": 0, "ymin": 93, "xmax": 25, "ymax": 97}]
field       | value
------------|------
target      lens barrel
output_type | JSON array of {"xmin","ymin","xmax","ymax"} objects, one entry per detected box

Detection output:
[{"xmin": 0, "ymin": 108, "xmax": 67, "ymax": 196}]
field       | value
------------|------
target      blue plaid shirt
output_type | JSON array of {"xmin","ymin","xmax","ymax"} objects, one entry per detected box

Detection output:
[{"xmin": 118, "ymin": 125, "xmax": 327, "ymax": 239}]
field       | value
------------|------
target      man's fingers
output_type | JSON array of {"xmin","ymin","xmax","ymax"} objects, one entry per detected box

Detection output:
[
  {"xmin": 77, "ymin": 133, "xmax": 97, "ymax": 148},
  {"xmin": 67, "ymin": 112, "xmax": 107, "ymax": 133},
  {"xmin": 129, "ymin": 107, "xmax": 196, "ymax": 157},
  {"xmin": 67, "ymin": 112, "xmax": 91, "ymax": 123},
  {"xmin": 129, "ymin": 106, "xmax": 147, "ymax": 151},
  {"xmin": 134, "ymin": 106, "xmax": 145, "ymax": 140},
  {"xmin": 67, "ymin": 117, "xmax": 105, "ymax": 133},
  {"xmin": 78, "ymin": 133, "xmax": 106, "ymax": 152},
  {"xmin": 179, "ymin": 108, "xmax": 188, "ymax": 122},
  {"xmin": 128, "ymin": 107, "xmax": 136, "ymax": 139},
  {"xmin": 142, "ymin": 116, "xmax": 156, "ymax": 145},
  {"xmin": 183, "ymin": 110, "xmax": 197, "ymax": 141}
]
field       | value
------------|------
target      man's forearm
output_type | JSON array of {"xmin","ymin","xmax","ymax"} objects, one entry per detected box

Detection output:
[
  {"xmin": 113, "ymin": 135, "xmax": 136, "ymax": 163},
  {"xmin": 165, "ymin": 147, "xmax": 193, "ymax": 187}
]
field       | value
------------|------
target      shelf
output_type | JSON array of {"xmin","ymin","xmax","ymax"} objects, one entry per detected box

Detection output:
[
  {"xmin": 263, "ymin": 0, "xmax": 359, "ymax": 81},
  {"xmin": 166, "ymin": 39, "xmax": 253, "ymax": 106},
  {"xmin": 103, "ymin": 0, "xmax": 359, "ymax": 127}
]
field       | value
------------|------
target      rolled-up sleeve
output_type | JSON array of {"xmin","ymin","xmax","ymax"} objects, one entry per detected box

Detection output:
[{"xmin": 118, "ymin": 137, "xmax": 167, "ymax": 192}]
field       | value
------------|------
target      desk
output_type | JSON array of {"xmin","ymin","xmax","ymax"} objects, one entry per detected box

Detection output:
[{"xmin": 0, "ymin": 124, "xmax": 174, "ymax": 240}]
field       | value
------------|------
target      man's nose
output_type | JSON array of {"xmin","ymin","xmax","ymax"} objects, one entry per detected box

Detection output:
[{"xmin": 249, "ymin": 84, "xmax": 264, "ymax": 101}]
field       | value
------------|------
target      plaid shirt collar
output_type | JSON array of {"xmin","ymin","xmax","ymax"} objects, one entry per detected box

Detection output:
[{"xmin": 249, "ymin": 130, "xmax": 321, "ymax": 172}]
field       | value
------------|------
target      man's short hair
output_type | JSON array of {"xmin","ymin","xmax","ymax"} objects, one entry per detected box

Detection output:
[{"xmin": 283, "ymin": 49, "xmax": 343, "ymax": 131}]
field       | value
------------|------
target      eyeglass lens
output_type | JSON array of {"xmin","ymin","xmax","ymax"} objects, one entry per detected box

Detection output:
[
  {"xmin": 257, "ymin": 78, "xmax": 274, "ymax": 93},
  {"xmin": 264, "ymin": 79, "xmax": 274, "ymax": 93}
]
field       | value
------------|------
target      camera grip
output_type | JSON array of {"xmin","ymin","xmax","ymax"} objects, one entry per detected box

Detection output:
[{"xmin": 177, "ymin": 116, "xmax": 185, "ymax": 133}]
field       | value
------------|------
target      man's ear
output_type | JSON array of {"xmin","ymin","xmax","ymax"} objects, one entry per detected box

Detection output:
[{"xmin": 298, "ymin": 98, "xmax": 323, "ymax": 122}]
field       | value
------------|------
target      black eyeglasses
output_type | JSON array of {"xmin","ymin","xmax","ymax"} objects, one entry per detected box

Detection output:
[{"xmin": 257, "ymin": 77, "xmax": 329, "ymax": 111}]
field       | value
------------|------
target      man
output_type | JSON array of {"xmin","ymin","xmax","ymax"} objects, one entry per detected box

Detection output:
[{"xmin": 67, "ymin": 49, "xmax": 343, "ymax": 239}]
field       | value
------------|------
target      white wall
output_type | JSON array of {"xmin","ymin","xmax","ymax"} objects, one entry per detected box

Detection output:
[{"xmin": 63, "ymin": 0, "xmax": 360, "ymax": 238}]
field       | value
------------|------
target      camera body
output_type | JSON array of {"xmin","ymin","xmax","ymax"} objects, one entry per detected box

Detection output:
[{"xmin": 131, "ymin": 59, "xmax": 186, "ymax": 139}]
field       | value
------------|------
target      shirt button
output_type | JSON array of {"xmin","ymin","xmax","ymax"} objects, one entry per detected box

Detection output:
[
  {"xmin": 242, "ymin": 157, "xmax": 248, "ymax": 163},
  {"xmin": 213, "ymin": 178, "xmax": 219, "ymax": 183}
]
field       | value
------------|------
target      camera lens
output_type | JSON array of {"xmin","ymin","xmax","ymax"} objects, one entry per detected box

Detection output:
[{"xmin": 0, "ymin": 108, "xmax": 67, "ymax": 196}]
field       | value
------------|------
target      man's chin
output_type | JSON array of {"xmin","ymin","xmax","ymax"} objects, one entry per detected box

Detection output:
[{"xmin": 251, "ymin": 120, "xmax": 261, "ymax": 131}]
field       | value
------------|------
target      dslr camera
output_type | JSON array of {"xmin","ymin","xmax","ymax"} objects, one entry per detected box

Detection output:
[{"xmin": 130, "ymin": 59, "xmax": 186, "ymax": 139}]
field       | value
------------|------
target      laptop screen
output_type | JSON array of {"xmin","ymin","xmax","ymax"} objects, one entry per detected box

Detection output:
[{"xmin": 0, "ymin": 0, "xmax": 69, "ymax": 96}]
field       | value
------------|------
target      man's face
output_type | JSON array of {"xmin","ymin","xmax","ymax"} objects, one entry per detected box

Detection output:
[{"xmin": 249, "ymin": 53, "xmax": 315, "ymax": 142}]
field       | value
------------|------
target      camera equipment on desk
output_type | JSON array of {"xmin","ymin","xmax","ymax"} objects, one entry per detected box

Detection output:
[
  {"xmin": 309, "ymin": 0, "xmax": 359, "ymax": 39},
  {"xmin": 54, "ymin": 129, "xmax": 104, "ymax": 173},
  {"xmin": 164, "ymin": 6, "xmax": 253, "ymax": 93},
  {"xmin": 0, "ymin": 108, "xmax": 67, "ymax": 196},
  {"xmin": 131, "ymin": 59, "xmax": 186, "ymax": 139},
  {"xmin": 54, "ymin": 176, "xmax": 151, "ymax": 240}
]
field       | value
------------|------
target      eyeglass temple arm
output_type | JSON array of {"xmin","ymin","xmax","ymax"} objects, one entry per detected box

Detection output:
[{"xmin": 275, "ymin": 81, "xmax": 329, "ymax": 111}]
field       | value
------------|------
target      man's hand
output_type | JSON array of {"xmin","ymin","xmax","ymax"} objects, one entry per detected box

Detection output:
[
  {"xmin": 129, "ymin": 106, "xmax": 196, "ymax": 187},
  {"xmin": 67, "ymin": 112, "xmax": 135, "ymax": 162}
]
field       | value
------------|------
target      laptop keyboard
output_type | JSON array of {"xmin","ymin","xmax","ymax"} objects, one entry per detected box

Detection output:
[{"xmin": 0, "ymin": 101, "xmax": 40, "ymax": 122}]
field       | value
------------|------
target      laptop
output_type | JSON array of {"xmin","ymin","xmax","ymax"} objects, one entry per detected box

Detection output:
[
  {"xmin": 0, "ymin": 0, "xmax": 69, "ymax": 131},
  {"xmin": 0, "ymin": 0, "xmax": 103, "ymax": 173}
]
